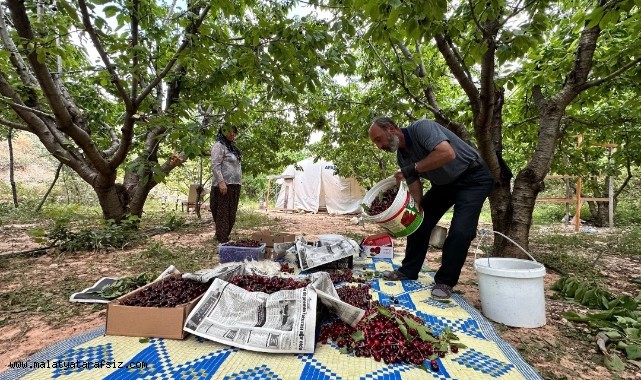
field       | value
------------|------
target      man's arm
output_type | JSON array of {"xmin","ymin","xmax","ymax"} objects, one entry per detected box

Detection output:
[
  {"xmin": 407, "ymin": 179, "xmax": 423, "ymax": 207},
  {"xmin": 415, "ymin": 140, "xmax": 456, "ymax": 173},
  {"xmin": 399, "ymin": 140, "xmax": 456, "ymax": 182}
]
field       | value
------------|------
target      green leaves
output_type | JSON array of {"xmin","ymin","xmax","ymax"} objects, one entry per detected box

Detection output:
[
  {"xmin": 604, "ymin": 352, "xmax": 626, "ymax": 372},
  {"xmin": 555, "ymin": 274, "xmax": 641, "ymax": 368},
  {"xmin": 103, "ymin": 5, "xmax": 119, "ymax": 18},
  {"xmin": 98, "ymin": 273, "xmax": 153, "ymax": 299}
]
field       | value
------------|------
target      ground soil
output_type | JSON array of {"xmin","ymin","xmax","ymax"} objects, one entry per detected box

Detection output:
[{"xmin": 1, "ymin": 210, "xmax": 640, "ymax": 379}]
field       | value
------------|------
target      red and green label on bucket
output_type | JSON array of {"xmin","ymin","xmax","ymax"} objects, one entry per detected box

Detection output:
[{"xmin": 379, "ymin": 191, "xmax": 423, "ymax": 237}]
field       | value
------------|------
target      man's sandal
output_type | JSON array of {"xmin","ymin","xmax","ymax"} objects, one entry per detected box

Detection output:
[
  {"xmin": 431, "ymin": 283, "xmax": 453, "ymax": 300},
  {"xmin": 382, "ymin": 270, "xmax": 411, "ymax": 281}
]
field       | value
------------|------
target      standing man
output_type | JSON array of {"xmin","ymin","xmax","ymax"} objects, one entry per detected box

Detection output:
[
  {"xmin": 211, "ymin": 125, "xmax": 242, "ymax": 243},
  {"xmin": 368, "ymin": 117, "xmax": 494, "ymax": 299}
]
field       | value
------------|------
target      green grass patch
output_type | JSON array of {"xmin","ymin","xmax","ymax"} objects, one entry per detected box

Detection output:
[
  {"xmin": 233, "ymin": 207, "xmax": 273, "ymax": 230},
  {"xmin": 122, "ymin": 242, "xmax": 214, "ymax": 275},
  {"xmin": 530, "ymin": 233, "xmax": 602, "ymax": 276},
  {"xmin": 532, "ymin": 204, "xmax": 568, "ymax": 225},
  {"xmin": 0, "ymin": 274, "xmax": 95, "ymax": 326}
]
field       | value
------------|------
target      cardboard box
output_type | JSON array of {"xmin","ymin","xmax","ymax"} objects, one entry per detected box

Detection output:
[
  {"xmin": 251, "ymin": 230, "xmax": 296, "ymax": 247},
  {"xmin": 219, "ymin": 243, "xmax": 266, "ymax": 263},
  {"xmin": 105, "ymin": 274, "xmax": 202, "ymax": 340},
  {"xmin": 361, "ymin": 233, "xmax": 394, "ymax": 259}
]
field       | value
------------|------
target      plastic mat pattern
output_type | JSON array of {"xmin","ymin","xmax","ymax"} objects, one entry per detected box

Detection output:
[{"xmin": 2, "ymin": 256, "xmax": 542, "ymax": 380}]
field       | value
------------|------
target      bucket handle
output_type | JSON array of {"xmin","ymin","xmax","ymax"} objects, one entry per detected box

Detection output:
[{"xmin": 474, "ymin": 229, "xmax": 538, "ymax": 268}]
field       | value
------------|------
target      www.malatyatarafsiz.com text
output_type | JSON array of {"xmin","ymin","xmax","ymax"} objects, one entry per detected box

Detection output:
[{"xmin": 8, "ymin": 360, "xmax": 147, "ymax": 370}]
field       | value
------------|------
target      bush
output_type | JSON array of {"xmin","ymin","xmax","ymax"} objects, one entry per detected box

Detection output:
[
  {"xmin": 47, "ymin": 216, "xmax": 140, "ymax": 252},
  {"xmin": 616, "ymin": 226, "xmax": 641, "ymax": 256},
  {"xmin": 615, "ymin": 199, "xmax": 641, "ymax": 226}
]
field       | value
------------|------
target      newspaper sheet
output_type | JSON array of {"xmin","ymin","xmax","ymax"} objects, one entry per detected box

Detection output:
[
  {"xmin": 183, "ymin": 266, "xmax": 364, "ymax": 353},
  {"xmin": 296, "ymin": 235, "xmax": 360, "ymax": 271},
  {"xmin": 181, "ymin": 263, "xmax": 244, "ymax": 283},
  {"xmin": 184, "ymin": 278, "xmax": 318, "ymax": 353},
  {"xmin": 316, "ymin": 289, "xmax": 365, "ymax": 328}
]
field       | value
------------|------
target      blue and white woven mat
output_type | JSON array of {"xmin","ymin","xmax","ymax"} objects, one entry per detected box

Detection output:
[{"xmin": 1, "ymin": 256, "xmax": 542, "ymax": 380}]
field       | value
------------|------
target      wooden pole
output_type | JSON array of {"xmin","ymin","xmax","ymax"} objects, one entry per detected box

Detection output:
[
  {"xmin": 265, "ymin": 178, "xmax": 270, "ymax": 211},
  {"xmin": 575, "ymin": 135, "xmax": 583, "ymax": 232},
  {"xmin": 608, "ymin": 146, "xmax": 615, "ymax": 228}
]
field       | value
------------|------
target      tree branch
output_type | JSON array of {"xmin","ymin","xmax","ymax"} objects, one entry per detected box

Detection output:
[
  {"xmin": 130, "ymin": 0, "xmax": 140, "ymax": 102},
  {"xmin": 476, "ymin": 20, "xmax": 499, "ymax": 130},
  {"xmin": 499, "ymin": 0, "xmax": 536, "ymax": 29},
  {"xmin": 100, "ymin": 121, "xmax": 120, "ymax": 157},
  {"xmin": 578, "ymin": 56, "xmax": 641, "ymax": 92},
  {"xmin": 7, "ymin": 0, "xmax": 110, "ymax": 174},
  {"xmin": 415, "ymin": 43, "xmax": 427, "ymax": 78},
  {"xmin": 0, "ymin": 117, "xmax": 29, "ymax": 131},
  {"xmin": 0, "ymin": 96, "xmax": 54, "ymax": 119},
  {"xmin": 77, "ymin": 0, "xmax": 132, "ymax": 108},
  {"xmin": 6, "ymin": 0, "xmax": 74, "ymax": 127},
  {"xmin": 135, "ymin": 5, "xmax": 211, "ymax": 106},
  {"xmin": 467, "ymin": 0, "xmax": 488, "ymax": 35},
  {"xmin": 434, "ymin": 33, "xmax": 480, "ymax": 112},
  {"xmin": 556, "ymin": 26, "xmax": 601, "ymax": 107},
  {"xmin": 613, "ymin": 158, "xmax": 632, "ymax": 200},
  {"xmin": 0, "ymin": 5, "xmax": 38, "ymax": 88},
  {"xmin": 369, "ymin": 40, "xmax": 437, "ymax": 114},
  {"xmin": 423, "ymin": 85, "xmax": 471, "ymax": 141}
]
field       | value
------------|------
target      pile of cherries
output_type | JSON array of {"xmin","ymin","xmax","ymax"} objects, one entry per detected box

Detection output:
[
  {"xmin": 229, "ymin": 274, "xmax": 310, "ymax": 294},
  {"xmin": 319, "ymin": 300, "xmax": 459, "ymax": 371},
  {"xmin": 279, "ymin": 263, "xmax": 295, "ymax": 273},
  {"xmin": 336, "ymin": 284, "xmax": 372, "ymax": 309},
  {"xmin": 320, "ymin": 283, "xmax": 461, "ymax": 372},
  {"xmin": 367, "ymin": 187, "xmax": 398, "ymax": 215},
  {"xmin": 121, "ymin": 275, "xmax": 209, "ymax": 307},
  {"xmin": 328, "ymin": 269, "xmax": 353, "ymax": 284},
  {"xmin": 221, "ymin": 239, "xmax": 262, "ymax": 247}
]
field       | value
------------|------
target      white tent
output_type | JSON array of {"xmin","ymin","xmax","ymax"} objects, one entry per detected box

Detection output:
[{"xmin": 271, "ymin": 158, "xmax": 365, "ymax": 214}]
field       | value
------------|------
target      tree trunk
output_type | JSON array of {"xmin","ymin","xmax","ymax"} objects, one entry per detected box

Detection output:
[
  {"xmin": 503, "ymin": 169, "xmax": 543, "ymax": 257},
  {"xmin": 122, "ymin": 164, "xmax": 153, "ymax": 219},
  {"xmin": 7, "ymin": 127, "xmax": 18, "ymax": 207},
  {"xmin": 488, "ymin": 184, "xmax": 514, "ymax": 255},
  {"xmin": 500, "ymin": 113, "xmax": 562, "ymax": 257},
  {"xmin": 94, "ymin": 181, "xmax": 130, "ymax": 222},
  {"xmin": 587, "ymin": 200, "xmax": 609, "ymax": 227}
]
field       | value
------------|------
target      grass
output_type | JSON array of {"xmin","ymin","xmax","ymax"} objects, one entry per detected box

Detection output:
[
  {"xmin": 234, "ymin": 206, "xmax": 273, "ymax": 230},
  {"xmin": 121, "ymin": 242, "xmax": 216, "ymax": 276},
  {"xmin": 0, "ymin": 273, "xmax": 90, "ymax": 327},
  {"xmin": 530, "ymin": 233, "xmax": 605, "ymax": 276},
  {"xmin": 616, "ymin": 226, "xmax": 641, "ymax": 256}
]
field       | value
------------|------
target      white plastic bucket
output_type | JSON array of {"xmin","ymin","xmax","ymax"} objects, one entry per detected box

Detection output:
[
  {"xmin": 361, "ymin": 177, "xmax": 423, "ymax": 238},
  {"xmin": 474, "ymin": 231, "xmax": 546, "ymax": 328}
]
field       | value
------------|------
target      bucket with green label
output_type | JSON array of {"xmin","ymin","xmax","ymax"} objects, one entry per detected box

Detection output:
[{"xmin": 361, "ymin": 177, "xmax": 423, "ymax": 238}]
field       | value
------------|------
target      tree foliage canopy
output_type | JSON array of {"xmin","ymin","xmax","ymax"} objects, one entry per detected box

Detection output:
[{"xmin": 1, "ymin": 0, "xmax": 639, "ymax": 249}]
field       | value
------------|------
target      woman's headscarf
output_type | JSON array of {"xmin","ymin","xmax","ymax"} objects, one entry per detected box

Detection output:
[{"xmin": 216, "ymin": 125, "xmax": 242, "ymax": 162}]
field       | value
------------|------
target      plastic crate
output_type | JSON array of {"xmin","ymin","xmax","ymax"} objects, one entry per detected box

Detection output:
[{"xmin": 218, "ymin": 243, "xmax": 266, "ymax": 263}]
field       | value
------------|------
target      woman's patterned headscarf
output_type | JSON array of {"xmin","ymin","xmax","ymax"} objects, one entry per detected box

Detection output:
[{"xmin": 216, "ymin": 125, "xmax": 242, "ymax": 162}]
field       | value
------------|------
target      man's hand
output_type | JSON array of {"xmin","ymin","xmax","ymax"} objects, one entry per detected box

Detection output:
[
  {"xmin": 394, "ymin": 170, "xmax": 405, "ymax": 185},
  {"xmin": 400, "ymin": 163, "xmax": 418, "ymax": 180},
  {"xmin": 219, "ymin": 182, "xmax": 228, "ymax": 195}
]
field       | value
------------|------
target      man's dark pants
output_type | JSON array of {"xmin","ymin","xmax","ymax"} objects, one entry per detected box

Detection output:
[{"xmin": 398, "ymin": 164, "xmax": 494, "ymax": 286}]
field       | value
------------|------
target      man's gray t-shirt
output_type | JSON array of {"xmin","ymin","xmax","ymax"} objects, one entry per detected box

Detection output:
[{"xmin": 397, "ymin": 120, "xmax": 481, "ymax": 186}]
